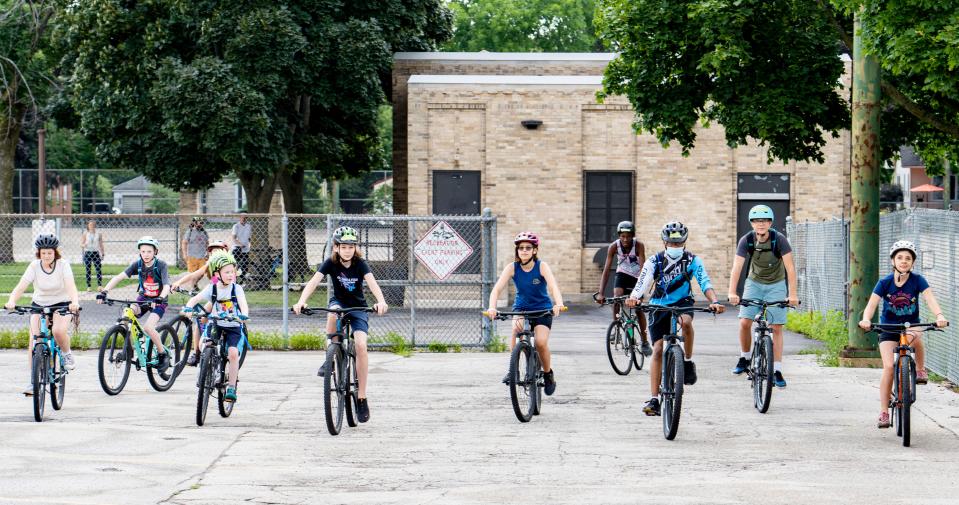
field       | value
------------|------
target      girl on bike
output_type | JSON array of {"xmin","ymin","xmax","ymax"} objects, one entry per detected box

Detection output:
[
  {"xmin": 858, "ymin": 240, "xmax": 948, "ymax": 428},
  {"xmin": 98, "ymin": 236, "xmax": 173, "ymax": 373},
  {"xmin": 5, "ymin": 235, "xmax": 81, "ymax": 394},
  {"xmin": 487, "ymin": 231, "xmax": 565, "ymax": 396},
  {"xmin": 184, "ymin": 253, "xmax": 249, "ymax": 402},
  {"xmin": 172, "ymin": 240, "xmax": 230, "ymax": 366},
  {"xmin": 595, "ymin": 220, "xmax": 651, "ymax": 356},
  {"xmin": 292, "ymin": 226, "xmax": 388, "ymax": 423}
]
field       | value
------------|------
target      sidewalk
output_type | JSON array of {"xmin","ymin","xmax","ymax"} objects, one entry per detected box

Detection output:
[{"xmin": 1, "ymin": 306, "xmax": 958, "ymax": 504}]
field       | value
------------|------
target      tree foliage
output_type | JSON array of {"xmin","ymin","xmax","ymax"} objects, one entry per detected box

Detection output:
[{"xmin": 445, "ymin": 0, "xmax": 601, "ymax": 52}]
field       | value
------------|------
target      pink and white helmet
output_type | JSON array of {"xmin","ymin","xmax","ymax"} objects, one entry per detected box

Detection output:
[{"xmin": 513, "ymin": 231, "xmax": 540, "ymax": 247}]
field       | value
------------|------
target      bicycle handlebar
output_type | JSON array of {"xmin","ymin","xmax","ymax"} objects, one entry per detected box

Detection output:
[
  {"xmin": 482, "ymin": 306, "xmax": 568, "ymax": 320},
  {"xmin": 594, "ymin": 294, "xmax": 630, "ymax": 305},
  {"xmin": 639, "ymin": 304, "xmax": 720, "ymax": 314},
  {"xmin": 206, "ymin": 313, "xmax": 249, "ymax": 323},
  {"xmin": 867, "ymin": 322, "xmax": 946, "ymax": 333},
  {"xmin": 737, "ymin": 299, "xmax": 799, "ymax": 309},
  {"xmin": 8, "ymin": 305, "xmax": 79, "ymax": 316},
  {"xmin": 100, "ymin": 297, "xmax": 167, "ymax": 306},
  {"xmin": 295, "ymin": 307, "xmax": 377, "ymax": 316}
]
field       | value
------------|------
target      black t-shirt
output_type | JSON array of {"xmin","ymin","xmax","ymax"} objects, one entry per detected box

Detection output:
[{"xmin": 318, "ymin": 258, "xmax": 372, "ymax": 308}]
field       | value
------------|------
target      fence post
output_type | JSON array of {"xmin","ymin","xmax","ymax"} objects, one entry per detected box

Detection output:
[
  {"xmin": 282, "ymin": 213, "xmax": 289, "ymax": 345},
  {"xmin": 408, "ymin": 219, "xmax": 417, "ymax": 347},
  {"xmin": 174, "ymin": 217, "xmax": 180, "ymax": 268},
  {"xmin": 481, "ymin": 208, "xmax": 493, "ymax": 346}
]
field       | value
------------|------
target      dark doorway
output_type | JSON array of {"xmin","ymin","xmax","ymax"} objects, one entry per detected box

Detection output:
[
  {"xmin": 432, "ymin": 171, "xmax": 482, "ymax": 274},
  {"xmin": 735, "ymin": 174, "xmax": 790, "ymax": 295}
]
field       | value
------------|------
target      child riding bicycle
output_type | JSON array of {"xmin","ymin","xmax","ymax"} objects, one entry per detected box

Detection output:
[
  {"xmin": 595, "ymin": 220, "xmax": 651, "ymax": 356},
  {"xmin": 172, "ymin": 240, "xmax": 230, "ymax": 365}
]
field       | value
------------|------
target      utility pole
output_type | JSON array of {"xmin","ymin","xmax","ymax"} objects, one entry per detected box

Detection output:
[{"xmin": 37, "ymin": 126, "xmax": 46, "ymax": 214}]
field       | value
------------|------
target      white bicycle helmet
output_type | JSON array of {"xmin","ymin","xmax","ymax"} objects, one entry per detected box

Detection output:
[{"xmin": 889, "ymin": 240, "xmax": 917, "ymax": 260}]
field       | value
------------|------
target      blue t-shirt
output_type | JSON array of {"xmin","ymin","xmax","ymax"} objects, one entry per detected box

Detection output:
[{"xmin": 872, "ymin": 273, "xmax": 930, "ymax": 326}]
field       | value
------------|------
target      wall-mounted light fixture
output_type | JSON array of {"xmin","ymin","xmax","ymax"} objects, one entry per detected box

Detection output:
[{"xmin": 521, "ymin": 120, "xmax": 543, "ymax": 130}]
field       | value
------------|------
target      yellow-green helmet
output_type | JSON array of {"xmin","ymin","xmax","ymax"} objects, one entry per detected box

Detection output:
[
  {"xmin": 333, "ymin": 226, "xmax": 359, "ymax": 245},
  {"xmin": 208, "ymin": 251, "xmax": 237, "ymax": 275}
]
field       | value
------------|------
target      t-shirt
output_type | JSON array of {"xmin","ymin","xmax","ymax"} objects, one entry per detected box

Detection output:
[
  {"xmin": 20, "ymin": 259, "xmax": 73, "ymax": 306},
  {"xmin": 318, "ymin": 258, "xmax": 372, "ymax": 308},
  {"xmin": 872, "ymin": 273, "xmax": 930, "ymax": 326},
  {"xmin": 185, "ymin": 228, "xmax": 209, "ymax": 258},
  {"xmin": 196, "ymin": 282, "xmax": 247, "ymax": 328},
  {"xmin": 735, "ymin": 231, "xmax": 792, "ymax": 284},
  {"xmin": 232, "ymin": 222, "xmax": 252, "ymax": 253},
  {"xmin": 123, "ymin": 258, "xmax": 171, "ymax": 298}
]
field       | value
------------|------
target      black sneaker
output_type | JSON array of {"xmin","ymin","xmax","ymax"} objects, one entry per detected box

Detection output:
[
  {"xmin": 683, "ymin": 360, "xmax": 697, "ymax": 385},
  {"xmin": 156, "ymin": 352, "xmax": 170, "ymax": 373},
  {"xmin": 640, "ymin": 339, "xmax": 653, "ymax": 357},
  {"xmin": 732, "ymin": 357, "xmax": 749, "ymax": 375},
  {"xmin": 186, "ymin": 352, "xmax": 199, "ymax": 367},
  {"xmin": 643, "ymin": 398, "xmax": 661, "ymax": 416},
  {"xmin": 356, "ymin": 398, "xmax": 370, "ymax": 423},
  {"xmin": 774, "ymin": 371, "xmax": 787, "ymax": 388},
  {"xmin": 543, "ymin": 369, "xmax": 556, "ymax": 396},
  {"xmin": 501, "ymin": 371, "xmax": 511, "ymax": 384},
  {"xmin": 317, "ymin": 362, "xmax": 329, "ymax": 377}
]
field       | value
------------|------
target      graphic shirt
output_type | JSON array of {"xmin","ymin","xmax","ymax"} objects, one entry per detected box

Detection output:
[
  {"xmin": 873, "ymin": 273, "xmax": 929, "ymax": 326},
  {"xmin": 630, "ymin": 251, "xmax": 713, "ymax": 306},
  {"xmin": 614, "ymin": 239, "xmax": 643, "ymax": 278},
  {"xmin": 196, "ymin": 282, "xmax": 248, "ymax": 328},
  {"xmin": 318, "ymin": 258, "xmax": 372, "ymax": 308},
  {"xmin": 123, "ymin": 258, "xmax": 171, "ymax": 298}
]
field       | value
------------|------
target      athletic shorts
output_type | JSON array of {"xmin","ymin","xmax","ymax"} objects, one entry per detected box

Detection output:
[
  {"xmin": 329, "ymin": 299, "xmax": 370, "ymax": 334},
  {"xmin": 215, "ymin": 325, "xmax": 244, "ymax": 349},
  {"xmin": 648, "ymin": 297, "xmax": 695, "ymax": 344},
  {"xmin": 738, "ymin": 279, "xmax": 787, "ymax": 325},
  {"xmin": 136, "ymin": 295, "xmax": 167, "ymax": 319},
  {"xmin": 614, "ymin": 273, "xmax": 638, "ymax": 294}
]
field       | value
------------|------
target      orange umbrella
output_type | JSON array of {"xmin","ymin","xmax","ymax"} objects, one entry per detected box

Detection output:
[{"xmin": 910, "ymin": 183, "xmax": 944, "ymax": 192}]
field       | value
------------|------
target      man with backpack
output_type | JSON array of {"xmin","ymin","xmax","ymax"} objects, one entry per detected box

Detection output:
[{"xmin": 727, "ymin": 205, "xmax": 799, "ymax": 387}]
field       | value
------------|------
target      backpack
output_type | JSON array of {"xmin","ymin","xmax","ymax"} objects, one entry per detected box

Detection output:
[
  {"xmin": 210, "ymin": 283, "xmax": 251, "ymax": 351},
  {"xmin": 651, "ymin": 250, "xmax": 695, "ymax": 299},
  {"xmin": 745, "ymin": 229, "xmax": 785, "ymax": 259},
  {"xmin": 135, "ymin": 258, "xmax": 162, "ymax": 296}
]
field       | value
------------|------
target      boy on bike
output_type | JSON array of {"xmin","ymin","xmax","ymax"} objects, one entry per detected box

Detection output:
[
  {"xmin": 626, "ymin": 222, "xmax": 724, "ymax": 416},
  {"xmin": 727, "ymin": 205, "xmax": 798, "ymax": 387},
  {"xmin": 595, "ymin": 220, "xmax": 651, "ymax": 356}
]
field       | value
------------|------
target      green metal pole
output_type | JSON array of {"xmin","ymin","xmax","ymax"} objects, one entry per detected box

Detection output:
[
  {"xmin": 847, "ymin": 11, "xmax": 881, "ymax": 351},
  {"xmin": 944, "ymin": 159, "xmax": 952, "ymax": 210}
]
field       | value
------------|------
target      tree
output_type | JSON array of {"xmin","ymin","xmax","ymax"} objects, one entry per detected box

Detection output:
[
  {"xmin": 444, "ymin": 0, "xmax": 602, "ymax": 52},
  {"xmin": 597, "ymin": 0, "xmax": 959, "ymax": 167}
]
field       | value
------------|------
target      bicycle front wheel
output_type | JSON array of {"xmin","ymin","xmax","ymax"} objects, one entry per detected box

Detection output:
[
  {"xmin": 605, "ymin": 320, "xmax": 633, "ymax": 375},
  {"xmin": 753, "ymin": 335, "xmax": 774, "ymax": 413},
  {"xmin": 900, "ymin": 356, "xmax": 913, "ymax": 447},
  {"xmin": 345, "ymin": 351, "xmax": 359, "ymax": 428},
  {"xmin": 32, "ymin": 346, "xmax": 47, "ymax": 422},
  {"xmin": 98, "ymin": 325, "xmax": 132, "ymax": 396},
  {"xmin": 662, "ymin": 345, "xmax": 685, "ymax": 440},
  {"xmin": 165, "ymin": 316, "xmax": 193, "ymax": 376},
  {"xmin": 217, "ymin": 355, "xmax": 235, "ymax": 418},
  {"xmin": 323, "ymin": 345, "xmax": 346, "ymax": 435},
  {"xmin": 147, "ymin": 326, "xmax": 182, "ymax": 392},
  {"xmin": 50, "ymin": 350, "xmax": 66, "ymax": 411},
  {"xmin": 508, "ymin": 342, "xmax": 535, "ymax": 422},
  {"xmin": 195, "ymin": 348, "xmax": 214, "ymax": 426}
]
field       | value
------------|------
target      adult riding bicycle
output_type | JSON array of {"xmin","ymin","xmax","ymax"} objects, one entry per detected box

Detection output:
[
  {"xmin": 192, "ymin": 309, "xmax": 250, "ymax": 426},
  {"xmin": 10, "ymin": 305, "xmax": 78, "ymax": 422},
  {"xmin": 96, "ymin": 297, "xmax": 182, "ymax": 395},
  {"xmin": 594, "ymin": 293, "xmax": 648, "ymax": 375},
  {"xmin": 736, "ymin": 299, "xmax": 795, "ymax": 413}
]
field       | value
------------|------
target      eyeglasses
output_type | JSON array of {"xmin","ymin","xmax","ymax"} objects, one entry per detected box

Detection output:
[
  {"xmin": 517, "ymin": 246, "xmax": 534, "ymax": 251},
  {"xmin": 750, "ymin": 219, "xmax": 772, "ymax": 224}
]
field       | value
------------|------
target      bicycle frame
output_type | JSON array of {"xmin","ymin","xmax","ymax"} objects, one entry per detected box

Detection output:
[
  {"xmin": 109, "ymin": 300, "xmax": 168, "ymax": 369},
  {"xmin": 32, "ymin": 310, "xmax": 66, "ymax": 385}
]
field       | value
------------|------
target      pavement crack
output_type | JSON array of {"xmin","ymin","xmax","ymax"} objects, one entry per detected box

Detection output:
[
  {"xmin": 157, "ymin": 429, "xmax": 251, "ymax": 504},
  {"xmin": 271, "ymin": 383, "xmax": 302, "ymax": 412}
]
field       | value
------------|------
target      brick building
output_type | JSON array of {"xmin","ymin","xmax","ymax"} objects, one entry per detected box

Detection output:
[{"xmin": 393, "ymin": 52, "xmax": 851, "ymax": 300}]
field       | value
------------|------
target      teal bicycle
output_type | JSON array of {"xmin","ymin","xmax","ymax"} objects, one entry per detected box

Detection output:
[
  {"xmin": 595, "ymin": 293, "xmax": 649, "ymax": 375},
  {"xmin": 97, "ymin": 297, "xmax": 182, "ymax": 395},
  {"xmin": 11, "ymin": 305, "xmax": 77, "ymax": 422}
]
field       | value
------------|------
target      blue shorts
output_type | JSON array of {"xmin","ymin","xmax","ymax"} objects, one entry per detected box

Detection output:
[
  {"xmin": 215, "ymin": 325, "xmax": 244, "ymax": 349},
  {"xmin": 739, "ymin": 279, "xmax": 787, "ymax": 325},
  {"xmin": 329, "ymin": 299, "xmax": 369, "ymax": 334},
  {"xmin": 136, "ymin": 295, "xmax": 167, "ymax": 319}
]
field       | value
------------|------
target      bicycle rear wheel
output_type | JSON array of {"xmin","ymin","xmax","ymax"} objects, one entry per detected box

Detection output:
[
  {"xmin": 50, "ymin": 350, "xmax": 66, "ymax": 410},
  {"xmin": 323, "ymin": 345, "xmax": 346, "ymax": 435},
  {"xmin": 32, "ymin": 346, "xmax": 47, "ymax": 422},
  {"xmin": 508, "ymin": 341, "xmax": 535, "ymax": 422},
  {"xmin": 217, "ymin": 355, "xmax": 235, "ymax": 418},
  {"xmin": 165, "ymin": 316, "xmax": 193, "ymax": 375},
  {"xmin": 662, "ymin": 345, "xmax": 685, "ymax": 440},
  {"xmin": 605, "ymin": 320, "xmax": 633, "ymax": 375},
  {"xmin": 900, "ymin": 356, "xmax": 913, "ymax": 447},
  {"xmin": 98, "ymin": 325, "xmax": 132, "ymax": 395},
  {"xmin": 195, "ymin": 348, "xmax": 214, "ymax": 426},
  {"xmin": 753, "ymin": 335, "xmax": 774, "ymax": 413},
  {"xmin": 630, "ymin": 324, "xmax": 645, "ymax": 371},
  {"xmin": 147, "ymin": 326, "xmax": 182, "ymax": 392}
]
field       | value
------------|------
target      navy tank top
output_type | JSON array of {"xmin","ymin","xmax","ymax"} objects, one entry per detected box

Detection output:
[{"xmin": 512, "ymin": 260, "xmax": 552, "ymax": 311}]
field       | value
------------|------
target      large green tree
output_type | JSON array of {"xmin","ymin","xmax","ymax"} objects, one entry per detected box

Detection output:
[
  {"xmin": 597, "ymin": 0, "xmax": 959, "ymax": 167},
  {"xmin": 445, "ymin": 0, "xmax": 601, "ymax": 52}
]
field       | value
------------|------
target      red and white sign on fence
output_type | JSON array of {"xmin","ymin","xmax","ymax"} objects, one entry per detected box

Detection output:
[{"xmin": 414, "ymin": 221, "xmax": 474, "ymax": 280}]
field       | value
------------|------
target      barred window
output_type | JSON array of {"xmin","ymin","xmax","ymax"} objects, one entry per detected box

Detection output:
[{"xmin": 584, "ymin": 172, "xmax": 633, "ymax": 244}]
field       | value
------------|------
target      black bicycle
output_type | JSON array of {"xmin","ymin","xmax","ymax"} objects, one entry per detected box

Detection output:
[
  {"xmin": 639, "ymin": 303, "xmax": 717, "ymax": 440},
  {"xmin": 296, "ymin": 306, "xmax": 376, "ymax": 435},
  {"xmin": 193, "ymin": 310, "xmax": 250, "ymax": 426},
  {"xmin": 594, "ymin": 293, "xmax": 647, "ymax": 375},
  {"xmin": 737, "ymin": 299, "xmax": 793, "ymax": 413},
  {"xmin": 168, "ymin": 287, "xmax": 248, "ymax": 374},
  {"xmin": 868, "ymin": 322, "xmax": 944, "ymax": 447},
  {"xmin": 10, "ymin": 305, "xmax": 77, "ymax": 422}
]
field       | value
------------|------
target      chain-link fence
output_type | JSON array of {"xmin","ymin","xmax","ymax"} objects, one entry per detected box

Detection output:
[
  {"xmin": 788, "ymin": 208, "xmax": 959, "ymax": 383},
  {"xmin": 0, "ymin": 212, "xmax": 496, "ymax": 348}
]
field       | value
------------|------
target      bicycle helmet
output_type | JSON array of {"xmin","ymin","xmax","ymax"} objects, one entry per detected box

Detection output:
[
  {"xmin": 889, "ymin": 240, "xmax": 917, "ymax": 260},
  {"xmin": 208, "ymin": 251, "xmax": 238, "ymax": 275},
  {"xmin": 513, "ymin": 231, "xmax": 539, "ymax": 247},
  {"xmin": 616, "ymin": 221, "xmax": 635, "ymax": 235},
  {"xmin": 748, "ymin": 204, "xmax": 775, "ymax": 221},
  {"xmin": 136, "ymin": 236, "xmax": 159, "ymax": 251},
  {"xmin": 34, "ymin": 234, "xmax": 59, "ymax": 250},
  {"xmin": 661, "ymin": 222, "xmax": 688, "ymax": 244},
  {"xmin": 332, "ymin": 226, "xmax": 359, "ymax": 245},
  {"xmin": 207, "ymin": 240, "xmax": 228, "ymax": 252}
]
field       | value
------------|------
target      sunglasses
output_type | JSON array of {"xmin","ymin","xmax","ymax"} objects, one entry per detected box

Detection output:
[{"xmin": 517, "ymin": 246, "xmax": 535, "ymax": 251}]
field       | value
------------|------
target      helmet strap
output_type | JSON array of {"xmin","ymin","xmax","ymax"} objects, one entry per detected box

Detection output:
[
  {"xmin": 520, "ymin": 257, "xmax": 534, "ymax": 266},
  {"xmin": 893, "ymin": 265, "xmax": 910, "ymax": 282}
]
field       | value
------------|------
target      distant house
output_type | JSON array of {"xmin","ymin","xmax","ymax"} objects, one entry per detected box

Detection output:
[
  {"xmin": 113, "ymin": 175, "xmax": 246, "ymax": 214},
  {"xmin": 897, "ymin": 146, "xmax": 956, "ymax": 208},
  {"xmin": 112, "ymin": 175, "xmax": 150, "ymax": 213}
]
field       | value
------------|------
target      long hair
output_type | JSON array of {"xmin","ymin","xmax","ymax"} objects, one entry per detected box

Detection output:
[
  {"xmin": 513, "ymin": 246, "xmax": 538, "ymax": 263},
  {"xmin": 332, "ymin": 245, "xmax": 364, "ymax": 264}
]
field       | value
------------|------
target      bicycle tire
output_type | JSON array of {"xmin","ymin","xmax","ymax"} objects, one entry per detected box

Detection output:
[
  {"xmin": 662, "ymin": 345, "xmax": 685, "ymax": 440},
  {"xmin": 166, "ymin": 316, "xmax": 193, "ymax": 375},
  {"xmin": 217, "ymin": 354, "xmax": 235, "ymax": 418},
  {"xmin": 32, "ymin": 346, "xmax": 46, "ymax": 422},
  {"xmin": 147, "ymin": 326, "xmax": 182, "ymax": 392},
  {"xmin": 753, "ymin": 335, "xmax": 774, "ymax": 413},
  {"xmin": 98, "ymin": 325, "xmax": 132, "ymax": 396},
  {"xmin": 630, "ymin": 323, "xmax": 645, "ymax": 371},
  {"xmin": 531, "ymin": 351, "xmax": 542, "ymax": 416},
  {"xmin": 196, "ymin": 348, "xmax": 214, "ymax": 426},
  {"xmin": 605, "ymin": 320, "xmax": 633, "ymax": 375},
  {"xmin": 345, "ymin": 349, "xmax": 358, "ymax": 428},
  {"xmin": 900, "ymin": 356, "xmax": 913, "ymax": 447},
  {"xmin": 50, "ymin": 349, "xmax": 65, "ymax": 411},
  {"xmin": 323, "ymin": 345, "xmax": 346, "ymax": 435},
  {"xmin": 508, "ymin": 341, "xmax": 535, "ymax": 422}
]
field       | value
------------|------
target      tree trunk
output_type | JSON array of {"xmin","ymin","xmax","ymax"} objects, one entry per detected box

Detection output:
[
  {"xmin": 278, "ymin": 167, "xmax": 313, "ymax": 282},
  {"xmin": 0, "ymin": 114, "xmax": 23, "ymax": 262},
  {"xmin": 237, "ymin": 172, "xmax": 280, "ymax": 290}
]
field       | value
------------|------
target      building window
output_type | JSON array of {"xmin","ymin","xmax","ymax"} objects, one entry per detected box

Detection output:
[
  {"xmin": 236, "ymin": 183, "xmax": 246, "ymax": 211},
  {"xmin": 930, "ymin": 175, "xmax": 958, "ymax": 201},
  {"xmin": 584, "ymin": 172, "xmax": 633, "ymax": 244}
]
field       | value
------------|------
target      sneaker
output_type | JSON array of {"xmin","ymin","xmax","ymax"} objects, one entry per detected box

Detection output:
[
  {"xmin": 732, "ymin": 357, "xmax": 749, "ymax": 375},
  {"xmin": 774, "ymin": 371, "xmax": 787, "ymax": 388},
  {"xmin": 917, "ymin": 369, "xmax": 929, "ymax": 385},
  {"xmin": 186, "ymin": 352, "xmax": 199, "ymax": 367},
  {"xmin": 63, "ymin": 352, "xmax": 76, "ymax": 370},
  {"xmin": 543, "ymin": 369, "xmax": 556, "ymax": 396},
  {"xmin": 501, "ymin": 371, "xmax": 511, "ymax": 384},
  {"xmin": 643, "ymin": 398, "xmax": 661, "ymax": 416},
  {"xmin": 683, "ymin": 360, "xmax": 697, "ymax": 385},
  {"xmin": 155, "ymin": 352, "xmax": 170, "ymax": 373},
  {"xmin": 317, "ymin": 362, "xmax": 330, "ymax": 377},
  {"xmin": 356, "ymin": 398, "xmax": 370, "ymax": 423},
  {"xmin": 23, "ymin": 384, "xmax": 33, "ymax": 396},
  {"xmin": 640, "ymin": 339, "xmax": 653, "ymax": 357},
  {"xmin": 224, "ymin": 386, "xmax": 237, "ymax": 402},
  {"xmin": 877, "ymin": 411, "xmax": 891, "ymax": 429}
]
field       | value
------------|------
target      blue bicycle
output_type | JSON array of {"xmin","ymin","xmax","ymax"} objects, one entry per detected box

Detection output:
[{"xmin": 11, "ymin": 305, "xmax": 77, "ymax": 422}]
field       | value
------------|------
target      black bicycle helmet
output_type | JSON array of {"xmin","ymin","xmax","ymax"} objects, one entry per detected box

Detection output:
[
  {"xmin": 661, "ymin": 222, "xmax": 688, "ymax": 244},
  {"xmin": 34, "ymin": 234, "xmax": 59, "ymax": 250},
  {"xmin": 616, "ymin": 221, "xmax": 635, "ymax": 235}
]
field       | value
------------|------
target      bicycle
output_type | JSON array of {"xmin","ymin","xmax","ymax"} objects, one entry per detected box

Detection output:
[
  {"xmin": 168, "ymin": 287, "xmax": 248, "ymax": 373},
  {"xmin": 295, "ymin": 306, "xmax": 376, "ymax": 435},
  {"xmin": 594, "ymin": 293, "xmax": 647, "ymax": 375},
  {"xmin": 193, "ymin": 309, "xmax": 250, "ymax": 426},
  {"xmin": 10, "ymin": 305, "xmax": 77, "ymax": 422},
  {"xmin": 638, "ymin": 303, "xmax": 717, "ymax": 440},
  {"xmin": 868, "ymin": 322, "xmax": 944, "ymax": 447},
  {"xmin": 736, "ymin": 299, "xmax": 793, "ymax": 413},
  {"xmin": 484, "ymin": 307, "xmax": 567, "ymax": 423},
  {"xmin": 96, "ymin": 298, "xmax": 182, "ymax": 395}
]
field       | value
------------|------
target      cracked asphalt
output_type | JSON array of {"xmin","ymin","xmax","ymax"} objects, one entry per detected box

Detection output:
[{"xmin": 2, "ymin": 306, "xmax": 959, "ymax": 504}]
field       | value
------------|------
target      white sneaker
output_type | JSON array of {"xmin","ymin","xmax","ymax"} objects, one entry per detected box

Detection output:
[
  {"xmin": 23, "ymin": 384, "xmax": 33, "ymax": 396},
  {"xmin": 63, "ymin": 352, "xmax": 76, "ymax": 370}
]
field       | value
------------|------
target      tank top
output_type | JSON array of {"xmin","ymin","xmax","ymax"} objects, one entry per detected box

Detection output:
[
  {"xmin": 614, "ymin": 239, "xmax": 642, "ymax": 278},
  {"xmin": 512, "ymin": 260, "xmax": 552, "ymax": 311},
  {"xmin": 84, "ymin": 231, "xmax": 101, "ymax": 252}
]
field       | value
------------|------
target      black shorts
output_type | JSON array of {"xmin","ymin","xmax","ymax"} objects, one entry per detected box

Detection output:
[
  {"xmin": 613, "ymin": 273, "xmax": 638, "ymax": 294},
  {"xmin": 648, "ymin": 297, "xmax": 695, "ymax": 344},
  {"xmin": 878, "ymin": 332, "xmax": 916, "ymax": 344},
  {"xmin": 520, "ymin": 314, "xmax": 553, "ymax": 330}
]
